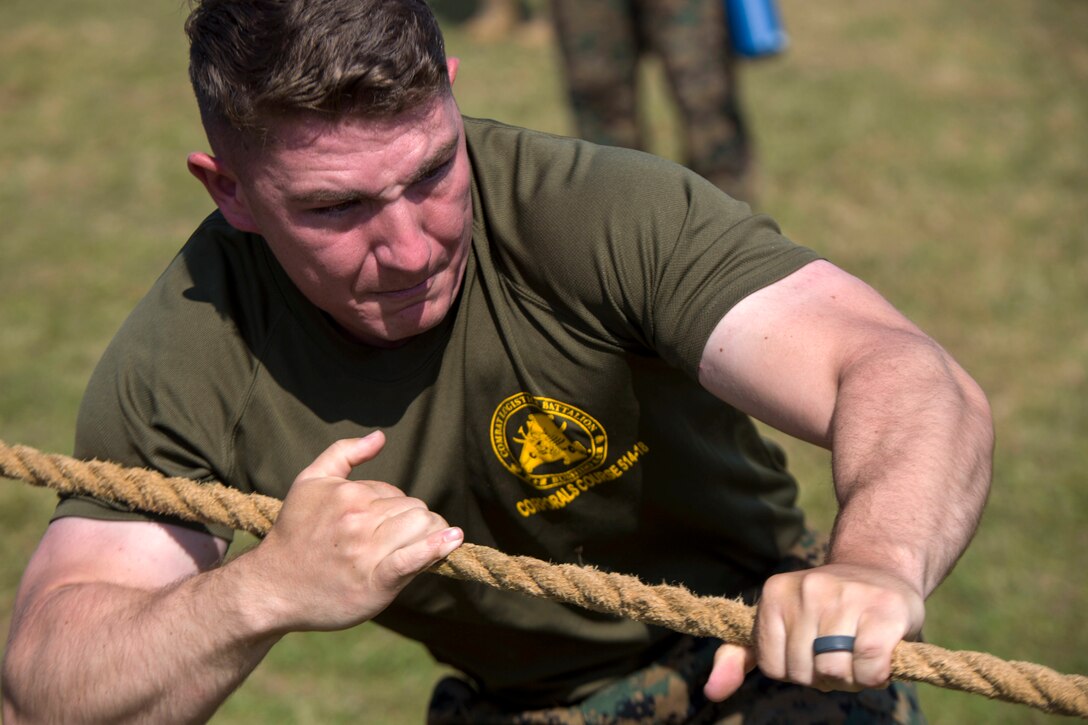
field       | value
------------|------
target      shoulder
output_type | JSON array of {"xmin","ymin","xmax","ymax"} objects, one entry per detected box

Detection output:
[
  {"xmin": 464, "ymin": 115, "xmax": 703, "ymax": 214},
  {"xmin": 125, "ymin": 211, "xmax": 286, "ymax": 358},
  {"xmin": 74, "ymin": 212, "xmax": 288, "ymax": 478},
  {"xmin": 464, "ymin": 115, "xmax": 740, "ymax": 291},
  {"xmin": 463, "ymin": 117, "xmax": 814, "ymax": 359},
  {"xmin": 464, "ymin": 115, "xmax": 759, "ymax": 265}
]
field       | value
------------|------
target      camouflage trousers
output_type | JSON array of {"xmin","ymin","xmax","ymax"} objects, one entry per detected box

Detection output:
[
  {"xmin": 427, "ymin": 637, "xmax": 925, "ymax": 724},
  {"xmin": 549, "ymin": 0, "xmax": 754, "ymax": 201},
  {"xmin": 427, "ymin": 531, "xmax": 926, "ymax": 724}
]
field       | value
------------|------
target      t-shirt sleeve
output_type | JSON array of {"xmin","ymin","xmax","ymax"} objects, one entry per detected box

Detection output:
[
  {"xmin": 51, "ymin": 216, "xmax": 267, "ymax": 542},
  {"xmin": 633, "ymin": 193, "xmax": 821, "ymax": 374},
  {"xmin": 56, "ymin": 325, "xmax": 238, "ymax": 541},
  {"xmin": 470, "ymin": 121, "xmax": 821, "ymax": 378}
]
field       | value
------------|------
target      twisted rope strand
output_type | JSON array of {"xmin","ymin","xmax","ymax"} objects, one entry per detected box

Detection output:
[
  {"xmin": 431, "ymin": 544, "xmax": 756, "ymax": 644},
  {"xmin": 2, "ymin": 439, "xmax": 1086, "ymax": 718},
  {"xmin": 4, "ymin": 442, "xmax": 281, "ymax": 537}
]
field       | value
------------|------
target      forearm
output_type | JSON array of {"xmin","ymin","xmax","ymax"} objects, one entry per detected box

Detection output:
[
  {"xmin": 2, "ymin": 557, "xmax": 279, "ymax": 724},
  {"xmin": 827, "ymin": 330, "xmax": 994, "ymax": 596}
]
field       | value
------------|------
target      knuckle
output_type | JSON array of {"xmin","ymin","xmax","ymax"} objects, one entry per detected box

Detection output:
[
  {"xmin": 402, "ymin": 504, "xmax": 449, "ymax": 531},
  {"xmin": 329, "ymin": 437, "xmax": 355, "ymax": 456},
  {"xmin": 861, "ymin": 587, "xmax": 900, "ymax": 612},
  {"xmin": 329, "ymin": 481, "xmax": 359, "ymax": 504},
  {"xmin": 798, "ymin": 570, "xmax": 840, "ymax": 602},
  {"xmin": 398, "ymin": 503, "xmax": 438, "ymax": 525},
  {"xmin": 368, "ymin": 480, "xmax": 406, "ymax": 498},
  {"xmin": 375, "ymin": 506, "xmax": 444, "ymax": 540},
  {"xmin": 760, "ymin": 572, "xmax": 794, "ymax": 600}
]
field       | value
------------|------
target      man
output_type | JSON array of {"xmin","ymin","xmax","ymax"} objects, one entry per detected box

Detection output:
[{"xmin": 1, "ymin": 0, "xmax": 992, "ymax": 722}]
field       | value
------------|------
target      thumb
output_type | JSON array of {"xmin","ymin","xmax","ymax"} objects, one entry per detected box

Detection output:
[
  {"xmin": 704, "ymin": 643, "xmax": 757, "ymax": 702},
  {"xmin": 297, "ymin": 431, "xmax": 386, "ymax": 482}
]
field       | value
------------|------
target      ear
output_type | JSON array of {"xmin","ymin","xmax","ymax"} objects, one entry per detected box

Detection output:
[
  {"xmin": 446, "ymin": 56, "xmax": 460, "ymax": 86},
  {"xmin": 186, "ymin": 152, "xmax": 261, "ymax": 233}
]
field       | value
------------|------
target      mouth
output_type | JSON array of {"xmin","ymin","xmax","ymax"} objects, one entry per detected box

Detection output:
[{"xmin": 374, "ymin": 274, "xmax": 434, "ymax": 300}]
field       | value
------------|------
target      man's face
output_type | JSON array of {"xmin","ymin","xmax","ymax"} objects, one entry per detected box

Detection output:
[{"xmin": 231, "ymin": 92, "xmax": 472, "ymax": 347}]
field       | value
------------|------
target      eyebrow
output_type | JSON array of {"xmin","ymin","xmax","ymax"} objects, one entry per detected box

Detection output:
[
  {"xmin": 287, "ymin": 135, "xmax": 460, "ymax": 207},
  {"xmin": 405, "ymin": 136, "xmax": 460, "ymax": 186}
]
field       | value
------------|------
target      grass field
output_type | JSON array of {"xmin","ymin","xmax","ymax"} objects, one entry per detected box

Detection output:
[{"xmin": 1, "ymin": 0, "xmax": 1086, "ymax": 722}]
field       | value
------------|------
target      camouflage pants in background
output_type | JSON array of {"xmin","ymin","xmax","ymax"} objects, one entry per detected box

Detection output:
[
  {"xmin": 427, "ymin": 530, "xmax": 926, "ymax": 724},
  {"xmin": 549, "ymin": 0, "xmax": 754, "ymax": 201}
]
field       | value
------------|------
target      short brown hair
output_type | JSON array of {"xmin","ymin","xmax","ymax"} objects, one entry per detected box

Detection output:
[{"xmin": 186, "ymin": 0, "xmax": 449, "ymax": 147}]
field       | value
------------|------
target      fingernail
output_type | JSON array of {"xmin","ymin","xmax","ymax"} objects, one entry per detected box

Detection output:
[{"xmin": 442, "ymin": 527, "xmax": 464, "ymax": 543}]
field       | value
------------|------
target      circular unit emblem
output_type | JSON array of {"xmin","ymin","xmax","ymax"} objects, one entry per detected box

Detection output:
[{"xmin": 490, "ymin": 393, "xmax": 608, "ymax": 491}]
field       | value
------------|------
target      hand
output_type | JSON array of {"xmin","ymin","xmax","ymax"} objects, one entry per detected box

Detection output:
[
  {"xmin": 704, "ymin": 564, "xmax": 924, "ymax": 700},
  {"xmin": 242, "ymin": 432, "xmax": 463, "ymax": 633}
]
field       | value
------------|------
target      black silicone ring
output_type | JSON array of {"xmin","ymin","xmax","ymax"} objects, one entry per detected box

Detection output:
[{"xmin": 813, "ymin": 635, "xmax": 856, "ymax": 655}]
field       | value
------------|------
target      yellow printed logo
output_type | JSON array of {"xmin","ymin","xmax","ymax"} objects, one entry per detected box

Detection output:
[{"xmin": 490, "ymin": 393, "xmax": 607, "ymax": 490}]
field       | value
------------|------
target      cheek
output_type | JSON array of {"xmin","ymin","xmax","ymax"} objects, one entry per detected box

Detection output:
[
  {"xmin": 268, "ymin": 230, "xmax": 367, "ymax": 293},
  {"xmin": 429, "ymin": 189, "xmax": 473, "ymax": 252}
]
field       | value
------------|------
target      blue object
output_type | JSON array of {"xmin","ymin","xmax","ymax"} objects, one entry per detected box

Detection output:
[{"xmin": 725, "ymin": 0, "xmax": 788, "ymax": 58}]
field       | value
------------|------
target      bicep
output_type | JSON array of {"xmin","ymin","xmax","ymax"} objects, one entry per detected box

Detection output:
[
  {"xmin": 697, "ymin": 260, "xmax": 925, "ymax": 446},
  {"xmin": 14, "ymin": 517, "xmax": 228, "ymax": 611}
]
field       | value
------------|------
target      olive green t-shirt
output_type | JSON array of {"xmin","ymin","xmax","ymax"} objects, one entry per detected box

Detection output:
[{"xmin": 56, "ymin": 117, "xmax": 820, "ymax": 705}]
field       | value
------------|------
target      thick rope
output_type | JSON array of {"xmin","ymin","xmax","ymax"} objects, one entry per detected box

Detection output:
[{"xmin": 1, "ymin": 439, "xmax": 1086, "ymax": 718}]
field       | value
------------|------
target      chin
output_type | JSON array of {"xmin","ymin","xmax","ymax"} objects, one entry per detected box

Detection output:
[{"xmin": 363, "ymin": 308, "xmax": 446, "ymax": 347}]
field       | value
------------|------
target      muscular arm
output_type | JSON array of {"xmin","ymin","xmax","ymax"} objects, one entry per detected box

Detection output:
[
  {"xmin": 2, "ymin": 433, "xmax": 463, "ymax": 723},
  {"xmin": 2, "ymin": 518, "xmax": 271, "ymax": 724},
  {"xmin": 697, "ymin": 260, "xmax": 993, "ymax": 694}
]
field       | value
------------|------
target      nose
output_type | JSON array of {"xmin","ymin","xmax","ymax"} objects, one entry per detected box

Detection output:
[{"xmin": 370, "ymin": 197, "xmax": 432, "ymax": 275}]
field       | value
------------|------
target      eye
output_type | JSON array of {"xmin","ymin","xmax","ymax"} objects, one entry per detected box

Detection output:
[
  {"xmin": 311, "ymin": 200, "xmax": 358, "ymax": 217},
  {"xmin": 418, "ymin": 157, "xmax": 454, "ymax": 186}
]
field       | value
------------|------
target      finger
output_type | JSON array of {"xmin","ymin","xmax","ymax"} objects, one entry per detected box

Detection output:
[
  {"xmin": 704, "ymin": 643, "xmax": 756, "ymax": 702},
  {"xmin": 368, "ymin": 496, "xmax": 439, "ymax": 534},
  {"xmin": 430, "ymin": 525, "xmax": 464, "ymax": 561},
  {"xmin": 297, "ymin": 431, "xmax": 386, "ymax": 482},
  {"xmin": 783, "ymin": 613, "xmax": 820, "ymax": 686},
  {"xmin": 850, "ymin": 579, "xmax": 924, "ymax": 688},
  {"xmin": 811, "ymin": 628, "xmax": 860, "ymax": 692},
  {"xmin": 850, "ymin": 609, "xmax": 908, "ymax": 688},
  {"xmin": 376, "ymin": 524, "xmax": 464, "ymax": 590},
  {"xmin": 766, "ymin": 574, "xmax": 822, "ymax": 686},
  {"xmin": 356, "ymin": 478, "xmax": 412, "ymax": 500},
  {"xmin": 810, "ymin": 595, "xmax": 862, "ymax": 690},
  {"xmin": 753, "ymin": 575, "xmax": 791, "ymax": 682}
]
